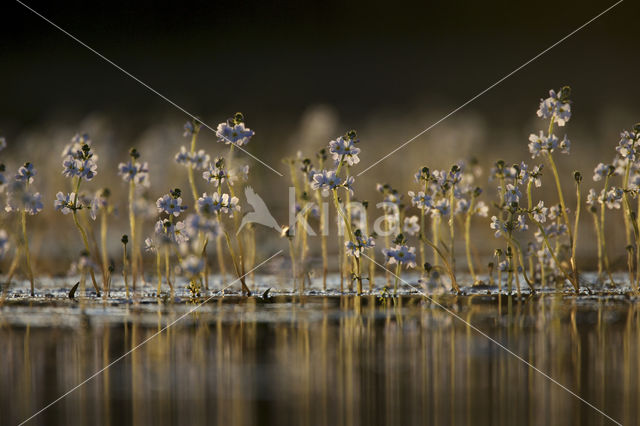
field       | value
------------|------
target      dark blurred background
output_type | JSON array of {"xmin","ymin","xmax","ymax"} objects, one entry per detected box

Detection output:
[{"xmin": 1, "ymin": 0, "xmax": 639, "ymax": 270}]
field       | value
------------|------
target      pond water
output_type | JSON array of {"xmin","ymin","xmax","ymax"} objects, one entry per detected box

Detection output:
[{"xmin": 0, "ymin": 277, "xmax": 638, "ymax": 426}]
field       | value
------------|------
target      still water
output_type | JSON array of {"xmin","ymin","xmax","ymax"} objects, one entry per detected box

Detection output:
[{"xmin": 1, "ymin": 290, "xmax": 638, "ymax": 426}]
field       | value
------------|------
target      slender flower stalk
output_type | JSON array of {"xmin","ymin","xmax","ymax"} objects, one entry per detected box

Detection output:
[
  {"xmin": 571, "ymin": 172, "xmax": 582, "ymax": 282},
  {"xmin": 316, "ymin": 149, "xmax": 330, "ymax": 289},
  {"xmin": 20, "ymin": 209, "xmax": 34, "ymax": 296},
  {"xmin": 282, "ymin": 226, "xmax": 298, "ymax": 292},
  {"xmin": 121, "ymin": 235, "xmax": 130, "ymax": 299},
  {"xmin": 464, "ymin": 189, "xmax": 479, "ymax": 284},
  {"xmin": 118, "ymin": 148, "xmax": 149, "ymax": 292}
]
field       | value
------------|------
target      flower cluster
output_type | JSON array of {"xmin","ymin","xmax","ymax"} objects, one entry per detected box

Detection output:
[
  {"xmin": 311, "ymin": 170, "xmax": 355, "ymax": 196},
  {"xmin": 329, "ymin": 130, "xmax": 360, "ymax": 166},
  {"xmin": 157, "ymin": 188, "xmax": 188, "ymax": 216},
  {"xmin": 383, "ymin": 242, "xmax": 417, "ymax": 269},
  {"xmin": 118, "ymin": 148, "xmax": 150, "ymax": 186},
  {"xmin": 536, "ymin": 87, "xmax": 572, "ymax": 126},
  {"xmin": 6, "ymin": 163, "xmax": 43, "ymax": 215},
  {"xmin": 62, "ymin": 137, "xmax": 98, "ymax": 181},
  {"xmin": 345, "ymin": 229, "xmax": 375, "ymax": 258},
  {"xmin": 215, "ymin": 113, "xmax": 255, "ymax": 146},
  {"xmin": 197, "ymin": 192, "xmax": 240, "ymax": 217}
]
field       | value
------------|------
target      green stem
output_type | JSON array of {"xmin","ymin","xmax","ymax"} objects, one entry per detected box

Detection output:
[
  {"xmin": 156, "ymin": 249, "xmax": 162, "ymax": 295},
  {"xmin": 128, "ymin": 180, "xmax": 137, "ymax": 291},
  {"xmin": 221, "ymin": 223, "xmax": 250, "ymax": 295},
  {"xmin": 448, "ymin": 187, "xmax": 455, "ymax": 271},
  {"xmin": 393, "ymin": 263, "xmax": 401, "ymax": 295},
  {"xmin": 420, "ymin": 233, "xmax": 459, "ymax": 293},
  {"xmin": 72, "ymin": 178, "xmax": 101, "ymax": 296},
  {"xmin": 123, "ymin": 243, "xmax": 129, "ymax": 299},
  {"xmin": 21, "ymin": 210, "xmax": 34, "ymax": 296},
  {"xmin": 464, "ymin": 196, "xmax": 477, "ymax": 283},
  {"xmin": 600, "ymin": 176, "xmax": 616, "ymax": 285}
]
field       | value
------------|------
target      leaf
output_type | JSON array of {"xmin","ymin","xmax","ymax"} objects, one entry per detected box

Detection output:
[
  {"xmin": 262, "ymin": 288, "xmax": 271, "ymax": 299},
  {"xmin": 68, "ymin": 282, "xmax": 79, "ymax": 300}
]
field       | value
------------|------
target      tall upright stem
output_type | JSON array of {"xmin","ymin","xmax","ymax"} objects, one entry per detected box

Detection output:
[
  {"xmin": 448, "ymin": 188, "xmax": 455, "ymax": 271},
  {"xmin": 464, "ymin": 196, "xmax": 477, "ymax": 284},
  {"xmin": 72, "ymin": 178, "xmax": 101, "ymax": 296},
  {"xmin": 100, "ymin": 211, "xmax": 109, "ymax": 294},
  {"xmin": 123, "ymin": 242, "xmax": 130, "ymax": 299},
  {"xmin": 128, "ymin": 180, "xmax": 137, "ymax": 291},
  {"xmin": 21, "ymin": 210, "xmax": 34, "ymax": 296}
]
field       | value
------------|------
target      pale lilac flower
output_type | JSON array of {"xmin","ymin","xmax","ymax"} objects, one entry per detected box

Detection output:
[
  {"xmin": 430, "ymin": 198, "xmax": 450, "ymax": 218},
  {"xmin": 311, "ymin": 170, "xmax": 346, "ymax": 196},
  {"xmin": 185, "ymin": 214, "xmax": 220, "ymax": 240},
  {"xmin": 183, "ymin": 121, "xmax": 196, "ymax": 138},
  {"xmin": 77, "ymin": 159, "xmax": 97, "ymax": 180},
  {"xmin": 516, "ymin": 214, "xmax": 528, "ymax": 232},
  {"xmin": 63, "ymin": 158, "xmax": 81, "ymax": 178},
  {"xmin": 229, "ymin": 164, "xmax": 250, "ymax": 183},
  {"xmin": 536, "ymin": 89, "xmax": 571, "ymax": 126},
  {"xmin": 15, "ymin": 163, "xmax": 36, "ymax": 184},
  {"xmin": 593, "ymin": 163, "xmax": 610, "ymax": 182},
  {"xmin": 529, "ymin": 165, "xmax": 543, "ymax": 187},
  {"xmin": 329, "ymin": 135, "xmax": 360, "ymax": 166},
  {"xmin": 616, "ymin": 130, "xmax": 636, "ymax": 160},
  {"xmin": 62, "ymin": 133, "xmax": 95, "ymax": 161},
  {"xmin": 343, "ymin": 176, "xmax": 355, "ymax": 195},
  {"xmin": 603, "ymin": 187, "xmax": 623, "ymax": 210},
  {"xmin": 473, "ymin": 201, "xmax": 489, "ymax": 217},
  {"xmin": 503, "ymin": 184, "xmax": 521, "ymax": 205},
  {"xmin": 455, "ymin": 198, "xmax": 469, "ymax": 215},
  {"xmin": 559, "ymin": 135, "xmax": 570, "ymax": 154},
  {"xmin": 118, "ymin": 160, "xmax": 149, "ymax": 186},
  {"xmin": 175, "ymin": 146, "xmax": 191, "ymax": 166},
  {"xmin": 144, "ymin": 237, "xmax": 156, "ymax": 253},
  {"xmin": 586, "ymin": 188, "xmax": 598, "ymax": 207},
  {"xmin": 191, "ymin": 150, "xmax": 210, "ymax": 170},
  {"xmin": 532, "ymin": 201, "xmax": 548, "ymax": 223},
  {"xmin": 157, "ymin": 194, "xmax": 187, "ymax": 216},
  {"xmin": 197, "ymin": 192, "xmax": 237, "ymax": 216},
  {"xmin": 408, "ymin": 191, "xmax": 432, "ymax": 210},
  {"xmin": 156, "ymin": 219, "xmax": 189, "ymax": 245},
  {"xmin": 382, "ymin": 244, "xmax": 417, "ymax": 269},
  {"xmin": 490, "ymin": 216, "xmax": 506, "ymax": 237},
  {"xmin": 403, "ymin": 215, "xmax": 420, "ymax": 236},
  {"xmin": 528, "ymin": 131, "xmax": 558, "ymax": 158},
  {"xmin": 345, "ymin": 231, "xmax": 375, "ymax": 258},
  {"xmin": 54, "ymin": 192, "xmax": 75, "ymax": 214},
  {"xmin": 215, "ymin": 122, "xmax": 254, "ymax": 146}
]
